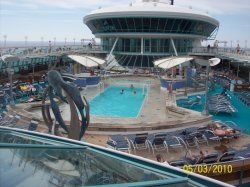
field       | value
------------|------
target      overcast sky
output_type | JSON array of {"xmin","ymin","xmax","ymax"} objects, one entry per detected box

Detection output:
[{"xmin": 0, "ymin": 0, "xmax": 250, "ymax": 47}]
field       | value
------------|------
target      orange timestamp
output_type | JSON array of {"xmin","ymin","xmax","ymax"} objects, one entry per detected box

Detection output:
[{"xmin": 182, "ymin": 164, "xmax": 233, "ymax": 174}]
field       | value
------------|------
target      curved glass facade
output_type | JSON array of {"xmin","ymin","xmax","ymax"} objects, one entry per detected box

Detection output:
[
  {"xmin": 102, "ymin": 38, "xmax": 193, "ymax": 54},
  {"xmin": 87, "ymin": 17, "xmax": 217, "ymax": 37}
]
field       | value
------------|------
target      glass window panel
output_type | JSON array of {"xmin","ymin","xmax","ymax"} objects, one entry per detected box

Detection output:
[
  {"xmin": 165, "ymin": 19, "xmax": 174, "ymax": 31},
  {"xmin": 124, "ymin": 38, "xmax": 130, "ymax": 51},
  {"xmin": 144, "ymin": 39, "xmax": 151, "ymax": 52},
  {"xmin": 130, "ymin": 38, "xmax": 136, "ymax": 52},
  {"xmin": 179, "ymin": 20, "xmax": 187, "ymax": 33},
  {"xmin": 118, "ymin": 18, "xmax": 128, "ymax": 31},
  {"xmin": 151, "ymin": 39, "xmax": 158, "ymax": 53},
  {"xmin": 158, "ymin": 18, "xmax": 166, "ymax": 32},
  {"xmin": 172, "ymin": 19, "xmax": 181, "ymax": 32},
  {"xmin": 126, "ymin": 18, "xmax": 135, "ymax": 32},
  {"xmin": 111, "ymin": 18, "xmax": 122, "ymax": 32},
  {"xmin": 143, "ymin": 18, "xmax": 150, "ymax": 32},
  {"xmin": 134, "ymin": 18, "xmax": 143, "ymax": 32},
  {"xmin": 150, "ymin": 18, "xmax": 158, "ymax": 32}
]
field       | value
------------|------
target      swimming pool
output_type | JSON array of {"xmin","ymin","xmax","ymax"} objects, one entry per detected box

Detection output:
[
  {"xmin": 177, "ymin": 85, "xmax": 250, "ymax": 133},
  {"xmin": 90, "ymin": 86, "xmax": 147, "ymax": 118}
]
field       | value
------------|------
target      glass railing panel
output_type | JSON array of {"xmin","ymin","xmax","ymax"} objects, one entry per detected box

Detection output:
[
  {"xmin": 0, "ymin": 131, "xmax": 63, "ymax": 145},
  {"xmin": 0, "ymin": 147, "xmax": 187, "ymax": 187}
]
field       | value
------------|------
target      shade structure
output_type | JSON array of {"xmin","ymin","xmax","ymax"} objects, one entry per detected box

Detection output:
[
  {"xmin": 153, "ymin": 57, "xmax": 193, "ymax": 69},
  {"xmin": 68, "ymin": 55, "xmax": 105, "ymax": 67},
  {"xmin": 1, "ymin": 54, "xmax": 20, "ymax": 63},
  {"xmin": 195, "ymin": 58, "xmax": 221, "ymax": 66}
]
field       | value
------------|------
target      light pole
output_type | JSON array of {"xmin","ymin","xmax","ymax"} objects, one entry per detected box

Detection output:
[
  {"xmin": 3, "ymin": 35, "xmax": 7, "ymax": 47},
  {"xmin": 25, "ymin": 36, "xmax": 28, "ymax": 47},
  {"xmin": 245, "ymin": 40, "xmax": 247, "ymax": 50},
  {"xmin": 53, "ymin": 37, "xmax": 56, "ymax": 46},
  {"xmin": 41, "ymin": 36, "xmax": 44, "ymax": 46},
  {"xmin": 73, "ymin": 38, "xmax": 76, "ymax": 46},
  {"xmin": 202, "ymin": 58, "xmax": 221, "ymax": 116},
  {"xmin": 64, "ymin": 37, "xmax": 67, "ymax": 45},
  {"xmin": 1, "ymin": 55, "xmax": 20, "ymax": 106}
]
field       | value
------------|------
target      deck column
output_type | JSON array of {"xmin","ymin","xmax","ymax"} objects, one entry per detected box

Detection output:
[
  {"xmin": 170, "ymin": 38, "xmax": 178, "ymax": 57},
  {"xmin": 141, "ymin": 37, "xmax": 143, "ymax": 54}
]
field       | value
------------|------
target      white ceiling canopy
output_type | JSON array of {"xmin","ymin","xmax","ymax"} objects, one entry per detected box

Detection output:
[
  {"xmin": 68, "ymin": 55, "xmax": 105, "ymax": 67},
  {"xmin": 153, "ymin": 56, "xmax": 193, "ymax": 69}
]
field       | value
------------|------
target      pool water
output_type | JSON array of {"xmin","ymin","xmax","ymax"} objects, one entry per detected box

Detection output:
[
  {"xmin": 177, "ymin": 85, "xmax": 250, "ymax": 133},
  {"xmin": 90, "ymin": 86, "xmax": 147, "ymax": 118}
]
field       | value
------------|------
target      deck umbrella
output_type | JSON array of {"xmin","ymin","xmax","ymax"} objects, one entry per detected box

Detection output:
[
  {"xmin": 153, "ymin": 57, "xmax": 193, "ymax": 69},
  {"xmin": 68, "ymin": 55, "xmax": 105, "ymax": 67}
]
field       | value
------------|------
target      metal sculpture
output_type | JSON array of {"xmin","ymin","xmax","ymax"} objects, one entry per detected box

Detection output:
[{"xmin": 41, "ymin": 70, "xmax": 89, "ymax": 140}]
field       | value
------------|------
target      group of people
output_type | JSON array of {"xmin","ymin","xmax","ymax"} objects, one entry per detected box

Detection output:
[{"xmin": 120, "ymin": 84, "xmax": 137, "ymax": 95}]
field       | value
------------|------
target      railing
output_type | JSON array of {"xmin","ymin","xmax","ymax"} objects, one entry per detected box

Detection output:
[
  {"xmin": 190, "ymin": 47, "xmax": 250, "ymax": 62},
  {"xmin": 0, "ymin": 44, "xmax": 105, "ymax": 58}
]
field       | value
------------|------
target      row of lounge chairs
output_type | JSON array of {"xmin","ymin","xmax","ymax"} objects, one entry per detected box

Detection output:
[
  {"xmin": 237, "ymin": 91, "xmax": 250, "ymax": 107},
  {"xmin": 178, "ymin": 96, "xmax": 201, "ymax": 109},
  {"xmin": 169, "ymin": 150, "xmax": 239, "ymax": 167},
  {"xmin": 0, "ymin": 111, "xmax": 38, "ymax": 131},
  {"xmin": 208, "ymin": 94, "xmax": 237, "ymax": 115},
  {"xmin": 106, "ymin": 123, "xmax": 241, "ymax": 155},
  {"xmin": 171, "ymin": 142, "xmax": 250, "ymax": 167}
]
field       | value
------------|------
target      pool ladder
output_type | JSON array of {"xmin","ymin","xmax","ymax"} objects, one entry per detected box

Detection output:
[{"xmin": 99, "ymin": 82, "xmax": 105, "ymax": 93}]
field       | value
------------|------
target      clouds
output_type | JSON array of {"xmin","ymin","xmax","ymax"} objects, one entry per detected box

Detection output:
[
  {"xmin": 1, "ymin": 0, "xmax": 250, "ymax": 41},
  {"xmin": 1, "ymin": 0, "xmax": 130, "ymax": 10},
  {"xmin": 2, "ymin": 0, "xmax": 250, "ymax": 15},
  {"xmin": 175, "ymin": 0, "xmax": 250, "ymax": 15}
]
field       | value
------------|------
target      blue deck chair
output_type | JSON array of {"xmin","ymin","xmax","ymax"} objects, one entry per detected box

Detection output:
[
  {"xmin": 147, "ymin": 133, "xmax": 168, "ymax": 154},
  {"xmin": 165, "ymin": 136, "xmax": 186, "ymax": 150},
  {"xmin": 169, "ymin": 160, "xmax": 187, "ymax": 167},
  {"xmin": 218, "ymin": 151, "xmax": 235, "ymax": 163},
  {"xmin": 127, "ymin": 133, "xmax": 149, "ymax": 152},
  {"xmin": 1, "ymin": 115, "xmax": 20, "ymax": 126},
  {"xmin": 202, "ymin": 153, "xmax": 218, "ymax": 164},
  {"xmin": 106, "ymin": 134, "xmax": 130, "ymax": 153},
  {"xmin": 203, "ymin": 130, "xmax": 220, "ymax": 143},
  {"xmin": 178, "ymin": 133, "xmax": 199, "ymax": 149},
  {"xmin": 14, "ymin": 120, "xmax": 39, "ymax": 131},
  {"xmin": 189, "ymin": 131, "xmax": 208, "ymax": 146}
]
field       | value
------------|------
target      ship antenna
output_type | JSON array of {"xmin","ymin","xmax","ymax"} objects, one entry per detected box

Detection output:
[{"xmin": 170, "ymin": 0, "xmax": 174, "ymax": 5}]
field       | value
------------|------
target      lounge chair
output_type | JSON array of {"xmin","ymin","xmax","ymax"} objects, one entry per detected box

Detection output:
[
  {"xmin": 192, "ymin": 132, "xmax": 209, "ymax": 146},
  {"xmin": 0, "ymin": 115, "xmax": 20, "ymax": 126},
  {"xmin": 181, "ymin": 135, "xmax": 199, "ymax": 149},
  {"xmin": 202, "ymin": 153, "xmax": 218, "ymax": 164},
  {"xmin": 224, "ymin": 121, "xmax": 248, "ymax": 134},
  {"xmin": 169, "ymin": 160, "xmax": 187, "ymax": 167},
  {"xmin": 106, "ymin": 134, "xmax": 130, "ymax": 153},
  {"xmin": 10, "ymin": 119, "xmax": 39, "ymax": 131},
  {"xmin": 147, "ymin": 133, "xmax": 168, "ymax": 154},
  {"xmin": 127, "ymin": 133, "xmax": 149, "ymax": 152},
  {"xmin": 243, "ymin": 153, "xmax": 250, "ymax": 158},
  {"xmin": 203, "ymin": 130, "xmax": 220, "ymax": 143},
  {"xmin": 218, "ymin": 151, "xmax": 235, "ymax": 162},
  {"xmin": 165, "ymin": 136, "xmax": 187, "ymax": 150}
]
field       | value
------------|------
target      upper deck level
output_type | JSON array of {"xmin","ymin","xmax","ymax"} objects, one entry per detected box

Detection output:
[{"xmin": 84, "ymin": 0, "xmax": 219, "ymax": 39}]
